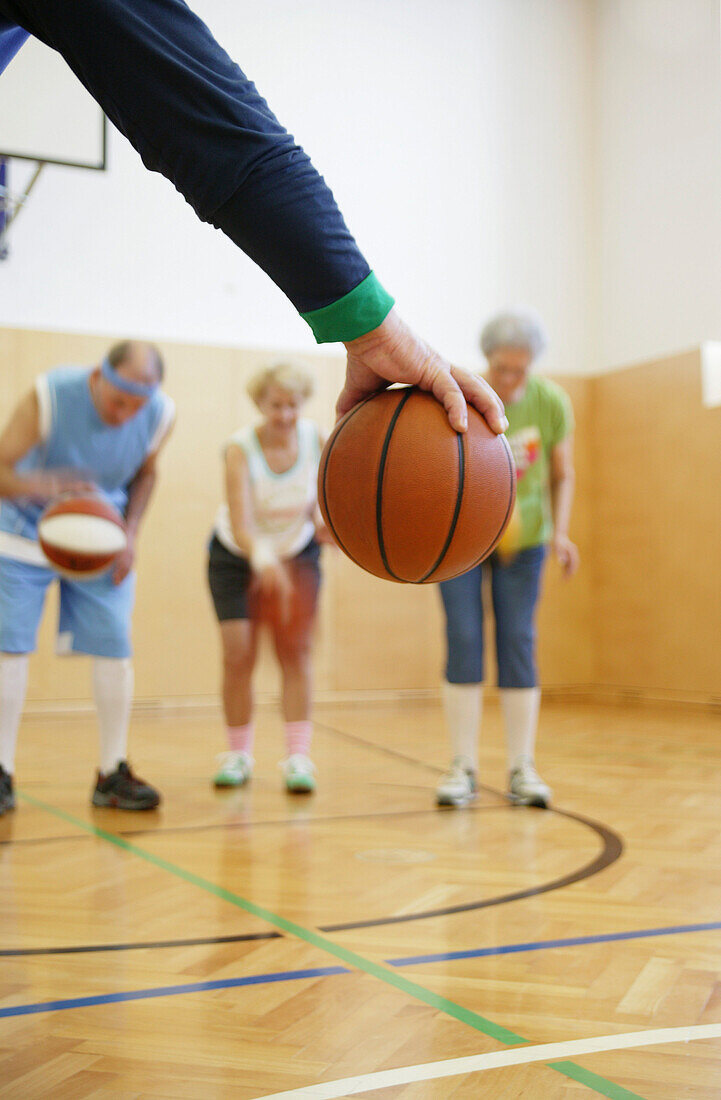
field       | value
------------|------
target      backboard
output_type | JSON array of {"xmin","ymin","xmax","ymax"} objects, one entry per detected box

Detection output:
[{"xmin": 0, "ymin": 35, "xmax": 106, "ymax": 170}]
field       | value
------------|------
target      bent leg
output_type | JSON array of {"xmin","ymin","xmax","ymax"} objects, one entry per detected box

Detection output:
[{"xmin": 219, "ymin": 618, "xmax": 258, "ymax": 731}]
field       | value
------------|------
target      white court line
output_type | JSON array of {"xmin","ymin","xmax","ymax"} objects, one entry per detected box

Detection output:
[{"xmin": 253, "ymin": 1023, "xmax": 721, "ymax": 1099}]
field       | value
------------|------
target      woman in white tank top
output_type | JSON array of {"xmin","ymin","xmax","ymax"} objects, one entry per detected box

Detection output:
[{"xmin": 207, "ymin": 362, "xmax": 330, "ymax": 793}]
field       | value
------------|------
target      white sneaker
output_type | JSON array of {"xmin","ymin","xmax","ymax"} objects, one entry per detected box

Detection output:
[
  {"xmin": 280, "ymin": 754, "xmax": 316, "ymax": 793},
  {"xmin": 436, "ymin": 758, "xmax": 477, "ymax": 807},
  {"xmin": 508, "ymin": 756, "xmax": 552, "ymax": 807},
  {"xmin": 213, "ymin": 750, "xmax": 254, "ymax": 788}
]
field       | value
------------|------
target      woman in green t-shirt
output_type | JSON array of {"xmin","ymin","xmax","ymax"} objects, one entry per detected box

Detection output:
[{"xmin": 437, "ymin": 309, "xmax": 579, "ymax": 809}]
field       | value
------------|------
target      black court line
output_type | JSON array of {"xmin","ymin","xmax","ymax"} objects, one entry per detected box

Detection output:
[
  {"xmin": 312, "ymin": 720, "xmax": 624, "ymax": 931},
  {"xmin": 0, "ymin": 802, "xmax": 509, "ymax": 847},
  {"xmin": 323, "ymin": 807, "xmax": 622, "ymax": 931},
  {"xmin": 0, "ymin": 930, "xmax": 282, "ymax": 957},
  {"xmin": 1, "ymin": 801, "xmax": 622, "ymax": 952},
  {"xmin": 0, "ymin": 721, "xmax": 623, "ymax": 957}
]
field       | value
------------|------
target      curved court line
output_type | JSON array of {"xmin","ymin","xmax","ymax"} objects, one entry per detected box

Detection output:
[
  {"xmin": 324, "ymin": 808, "xmax": 621, "ymax": 931},
  {"xmin": 1, "ymin": 771, "xmax": 623, "ymax": 952},
  {"xmin": 0, "ymin": 800, "xmax": 621, "ymax": 948},
  {"xmin": 250, "ymin": 1024, "xmax": 721, "ymax": 1100},
  {"xmin": 314, "ymin": 720, "xmax": 624, "ymax": 930}
]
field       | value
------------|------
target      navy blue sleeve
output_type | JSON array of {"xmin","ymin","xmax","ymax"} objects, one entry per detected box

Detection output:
[{"xmin": 0, "ymin": 0, "xmax": 376, "ymax": 318}]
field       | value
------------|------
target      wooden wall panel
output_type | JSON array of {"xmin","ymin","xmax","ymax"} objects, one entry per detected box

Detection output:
[
  {"xmin": 593, "ymin": 349, "xmax": 721, "ymax": 699},
  {"xmin": 536, "ymin": 374, "xmax": 595, "ymax": 688}
]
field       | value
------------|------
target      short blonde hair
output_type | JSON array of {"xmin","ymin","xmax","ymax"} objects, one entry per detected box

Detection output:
[{"xmin": 246, "ymin": 361, "xmax": 315, "ymax": 406}]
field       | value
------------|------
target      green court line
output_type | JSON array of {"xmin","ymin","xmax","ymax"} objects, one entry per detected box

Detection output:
[
  {"xmin": 17, "ymin": 791, "xmax": 647, "ymax": 1099},
  {"xmin": 550, "ymin": 1061, "xmax": 648, "ymax": 1099}
]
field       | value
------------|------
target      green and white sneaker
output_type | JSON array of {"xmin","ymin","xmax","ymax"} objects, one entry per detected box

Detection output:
[
  {"xmin": 213, "ymin": 751, "xmax": 254, "ymax": 788},
  {"xmin": 280, "ymin": 754, "xmax": 316, "ymax": 793},
  {"xmin": 436, "ymin": 757, "xmax": 478, "ymax": 807},
  {"xmin": 508, "ymin": 756, "xmax": 551, "ymax": 808}
]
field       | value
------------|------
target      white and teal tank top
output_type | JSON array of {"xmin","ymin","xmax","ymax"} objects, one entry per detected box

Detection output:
[{"xmin": 214, "ymin": 418, "xmax": 320, "ymax": 559}]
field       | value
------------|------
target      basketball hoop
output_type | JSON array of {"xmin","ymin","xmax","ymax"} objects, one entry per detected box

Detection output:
[
  {"xmin": 0, "ymin": 156, "xmax": 45, "ymax": 259},
  {"xmin": 0, "ymin": 36, "xmax": 107, "ymax": 259}
]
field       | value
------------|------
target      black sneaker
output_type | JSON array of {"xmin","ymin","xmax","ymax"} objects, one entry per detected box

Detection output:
[
  {"xmin": 92, "ymin": 760, "xmax": 160, "ymax": 810},
  {"xmin": 0, "ymin": 766, "xmax": 15, "ymax": 816}
]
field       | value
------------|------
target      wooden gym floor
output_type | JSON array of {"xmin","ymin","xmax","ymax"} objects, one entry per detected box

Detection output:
[{"xmin": 0, "ymin": 698, "xmax": 720, "ymax": 1098}]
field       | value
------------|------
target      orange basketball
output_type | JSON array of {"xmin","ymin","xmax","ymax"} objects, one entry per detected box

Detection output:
[
  {"xmin": 318, "ymin": 387, "xmax": 516, "ymax": 583},
  {"xmin": 38, "ymin": 494, "xmax": 127, "ymax": 578}
]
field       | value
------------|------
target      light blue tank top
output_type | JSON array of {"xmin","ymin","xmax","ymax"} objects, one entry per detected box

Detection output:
[{"xmin": 0, "ymin": 366, "xmax": 173, "ymax": 544}]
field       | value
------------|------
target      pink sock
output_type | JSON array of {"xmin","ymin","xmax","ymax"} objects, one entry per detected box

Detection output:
[
  {"xmin": 285, "ymin": 720, "xmax": 312, "ymax": 757},
  {"xmin": 227, "ymin": 723, "xmax": 254, "ymax": 755}
]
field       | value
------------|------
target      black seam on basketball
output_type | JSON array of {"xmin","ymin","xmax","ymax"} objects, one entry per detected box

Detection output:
[
  {"xmin": 376, "ymin": 388, "xmax": 414, "ymax": 581},
  {"xmin": 419, "ymin": 430, "xmax": 465, "ymax": 583},
  {"xmin": 464, "ymin": 432, "xmax": 517, "ymax": 573},
  {"xmin": 320, "ymin": 398, "xmax": 374, "ymax": 571}
]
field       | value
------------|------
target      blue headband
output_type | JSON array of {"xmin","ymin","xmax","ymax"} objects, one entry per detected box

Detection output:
[{"xmin": 101, "ymin": 357, "xmax": 159, "ymax": 398}]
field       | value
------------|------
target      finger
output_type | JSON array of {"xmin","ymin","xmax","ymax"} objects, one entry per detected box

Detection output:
[
  {"xmin": 429, "ymin": 371, "xmax": 468, "ymax": 433},
  {"xmin": 334, "ymin": 385, "xmax": 356, "ymax": 422},
  {"xmin": 335, "ymin": 377, "xmax": 381, "ymax": 422},
  {"xmin": 452, "ymin": 370, "xmax": 508, "ymax": 435}
]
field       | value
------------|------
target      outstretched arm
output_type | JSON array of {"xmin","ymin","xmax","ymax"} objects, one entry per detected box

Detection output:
[{"xmin": 4, "ymin": 0, "xmax": 505, "ymax": 431}]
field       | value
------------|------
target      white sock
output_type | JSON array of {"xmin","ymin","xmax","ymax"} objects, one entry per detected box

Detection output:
[
  {"xmin": 442, "ymin": 681, "xmax": 482, "ymax": 774},
  {"xmin": 0, "ymin": 654, "xmax": 29, "ymax": 774},
  {"xmin": 92, "ymin": 657, "xmax": 133, "ymax": 774},
  {"xmin": 500, "ymin": 687, "xmax": 541, "ymax": 770}
]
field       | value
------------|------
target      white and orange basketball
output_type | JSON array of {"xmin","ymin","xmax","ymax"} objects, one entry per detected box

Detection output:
[{"xmin": 38, "ymin": 494, "xmax": 127, "ymax": 579}]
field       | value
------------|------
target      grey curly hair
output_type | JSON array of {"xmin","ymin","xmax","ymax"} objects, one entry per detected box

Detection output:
[{"xmin": 480, "ymin": 308, "xmax": 548, "ymax": 360}]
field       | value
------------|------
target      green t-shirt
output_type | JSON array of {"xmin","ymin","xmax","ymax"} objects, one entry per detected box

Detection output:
[{"xmin": 497, "ymin": 374, "xmax": 574, "ymax": 553}]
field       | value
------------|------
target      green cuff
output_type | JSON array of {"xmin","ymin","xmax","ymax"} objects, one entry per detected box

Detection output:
[{"xmin": 300, "ymin": 272, "xmax": 395, "ymax": 344}]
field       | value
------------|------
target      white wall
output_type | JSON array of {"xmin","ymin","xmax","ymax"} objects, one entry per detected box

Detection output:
[
  {"xmin": 0, "ymin": 0, "xmax": 594, "ymax": 375},
  {"xmin": 595, "ymin": 0, "xmax": 721, "ymax": 372}
]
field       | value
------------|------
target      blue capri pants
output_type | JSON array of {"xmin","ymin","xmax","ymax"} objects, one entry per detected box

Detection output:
[{"xmin": 439, "ymin": 545, "xmax": 547, "ymax": 688}]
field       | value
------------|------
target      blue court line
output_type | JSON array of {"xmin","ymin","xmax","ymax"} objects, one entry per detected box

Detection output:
[
  {"xmin": 2, "ymin": 919, "xmax": 720, "ymax": 1022},
  {"xmin": 0, "ymin": 965, "xmax": 349, "ymax": 1019},
  {"xmin": 386, "ymin": 920, "xmax": 721, "ymax": 967}
]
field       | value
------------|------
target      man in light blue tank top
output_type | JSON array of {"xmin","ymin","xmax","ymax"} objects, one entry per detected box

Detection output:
[{"xmin": 0, "ymin": 341, "xmax": 175, "ymax": 815}]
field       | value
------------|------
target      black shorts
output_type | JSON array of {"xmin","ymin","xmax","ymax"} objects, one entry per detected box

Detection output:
[{"xmin": 207, "ymin": 534, "xmax": 321, "ymax": 622}]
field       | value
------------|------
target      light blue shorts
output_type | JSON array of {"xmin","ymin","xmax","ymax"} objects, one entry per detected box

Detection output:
[{"xmin": 0, "ymin": 556, "xmax": 136, "ymax": 657}]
